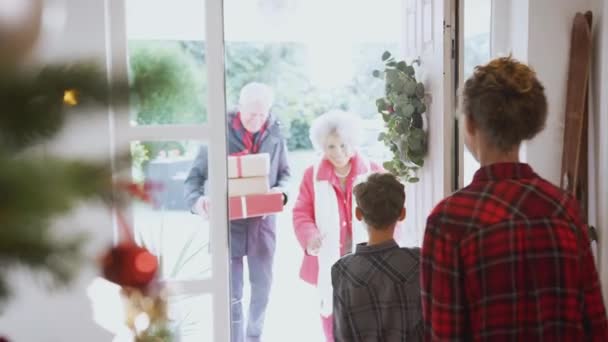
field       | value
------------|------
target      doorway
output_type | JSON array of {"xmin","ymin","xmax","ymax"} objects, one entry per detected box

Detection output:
[
  {"xmin": 105, "ymin": 0, "xmax": 455, "ymax": 340},
  {"xmin": 222, "ymin": 1, "xmax": 406, "ymax": 340}
]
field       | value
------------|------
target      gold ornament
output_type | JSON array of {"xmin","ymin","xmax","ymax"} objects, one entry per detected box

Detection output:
[
  {"xmin": 122, "ymin": 287, "xmax": 172, "ymax": 341},
  {"xmin": 63, "ymin": 89, "xmax": 79, "ymax": 106}
]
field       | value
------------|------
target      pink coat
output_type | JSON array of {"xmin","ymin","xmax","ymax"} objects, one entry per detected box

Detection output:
[{"xmin": 292, "ymin": 154, "xmax": 382, "ymax": 285}]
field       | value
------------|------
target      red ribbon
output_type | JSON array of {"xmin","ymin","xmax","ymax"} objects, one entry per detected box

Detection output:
[
  {"xmin": 115, "ymin": 210, "xmax": 135, "ymax": 244},
  {"xmin": 230, "ymin": 150, "xmax": 250, "ymax": 178},
  {"xmin": 236, "ymin": 156, "xmax": 243, "ymax": 178}
]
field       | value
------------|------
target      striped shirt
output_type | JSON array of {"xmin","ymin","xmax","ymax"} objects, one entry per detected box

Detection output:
[
  {"xmin": 332, "ymin": 239, "xmax": 423, "ymax": 341},
  {"xmin": 421, "ymin": 162, "xmax": 608, "ymax": 341}
]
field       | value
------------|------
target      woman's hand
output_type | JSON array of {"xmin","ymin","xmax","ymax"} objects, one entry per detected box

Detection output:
[{"xmin": 306, "ymin": 233, "xmax": 324, "ymax": 256}]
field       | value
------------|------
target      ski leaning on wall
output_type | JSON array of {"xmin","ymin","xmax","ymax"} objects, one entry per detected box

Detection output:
[{"xmin": 560, "ymin": 11, "xmax": 598, "ymax": 246}]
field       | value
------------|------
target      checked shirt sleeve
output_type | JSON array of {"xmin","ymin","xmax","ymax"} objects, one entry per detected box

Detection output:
[
  {"xmin": 579, "ymin": 225, "xmax": 608, "ymax": 341},
  {"xmin": 421, "ymin": 216, "xmax": 468, "ymax": 341}
]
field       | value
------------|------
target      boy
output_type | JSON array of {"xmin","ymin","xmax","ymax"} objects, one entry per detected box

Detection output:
[{"xmin": 331, "ymin": 173, "xmax": 422, "ymax": 341}]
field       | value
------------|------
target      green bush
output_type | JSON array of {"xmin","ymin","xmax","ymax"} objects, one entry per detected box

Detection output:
[
  {"xmin": 129, "ymin": 41, "xmax": 207, "ymax": 125},
  {"xmin": 128, "ymin": 40, "xmax": 399, "ymax": 154},
  {"xmin": 129, "ymin": 41, "xmax": 206, "ymax": 163},
  {"xmin": 287, "ymin": 118, "xmax": 312, "ymax": 150},
  {"xmin": 225, "ymin": 43, "xmax": 397, "ymax": 111}
]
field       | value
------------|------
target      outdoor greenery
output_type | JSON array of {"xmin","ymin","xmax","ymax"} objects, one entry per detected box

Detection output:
[
  {"xmin": 374, "ymin": 51, "xmax": 427, "ymax": 183},
  {"xmin": 286, "ymin": 118, "xmax": 312, "ymax": 150},
  {"xmin": 129, "ymin": 41, "xmax": 206, "ymax": 125},
  {"xmin": 0, "ymin": 62, "xmax": 137, "ymax": 304},
  {"xmin": 128, "ymin": 40, "xmax": 398, "ymax": 160},
  {"xmin": 127, "ymin": 38, "xmax": 490, "ymax": 183}
]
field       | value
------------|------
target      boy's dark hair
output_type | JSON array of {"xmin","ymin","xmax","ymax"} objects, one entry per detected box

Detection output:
[
  {"xmin": 353, "ymin": 173, "xmax": 405, "ymax": 229},
  {"xmin": 462, "ymin": 56, "xmax": 547, "ymax": 151}
]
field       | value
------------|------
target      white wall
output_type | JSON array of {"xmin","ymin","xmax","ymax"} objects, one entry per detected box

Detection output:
[
  {"xmin": 525, "ymin": 0, "xmax": 608, "ymax": 308},
  {"xmin": 526, "ymin": 0, "xmax": 608, "ymax": 307},
  {"xmin": 0, "ymin": 0, "xmax": 115, "ymax": 340},
  {"xmin": 492, "ymin": 0, "xmax": 588, "ymax": 185},
  {"xmin": 524, "ymin": 0, "xmax": 592, "ymax": 185},
  {"xmin": 501, "ymin": 0, "xmax": 608, "ymax": 305},
  {"xmin": 510, "ymin": 0, "xmax": 530, "ymax": 61},
  {"xmin": 590, "ymin": 0, "xmax": 608, "ymax": 307}
]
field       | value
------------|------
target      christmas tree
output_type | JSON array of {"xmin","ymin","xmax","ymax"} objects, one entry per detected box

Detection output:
[
  {"xmin": 0, "ymin": 62, "xmax": 122, "ymax": 302},
  {"xmin": 0, "ymin": 2, "xmax": 172, "ymax": 340}
]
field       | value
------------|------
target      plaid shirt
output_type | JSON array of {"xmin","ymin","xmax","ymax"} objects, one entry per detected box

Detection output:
[
  {"xmin": 332, "ymin": 239, "xmax": 423, "ymax": 341},
  {"xmin": 421, "ymin": 163, "xmax": 608, "ymax": 341},
  {"xmin": 230, "ymin": 112, "xmax": 269, "ymax": 155}
]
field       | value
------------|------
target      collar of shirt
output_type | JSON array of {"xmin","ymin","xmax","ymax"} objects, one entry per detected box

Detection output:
[
  {"xmin": 355, "ymin": 238, "xmax": 398, "ymax": 254},
  {"xmin": 472, "ymin": 162, "xmax": 536, "ymax": 183}
]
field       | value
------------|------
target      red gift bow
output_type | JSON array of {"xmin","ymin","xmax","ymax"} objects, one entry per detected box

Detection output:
[{"xmin": 230, "ymin": 150, "xmax": 250, "ymax": 178}]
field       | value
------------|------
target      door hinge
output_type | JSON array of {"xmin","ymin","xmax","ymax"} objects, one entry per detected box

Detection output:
[{"xmin": 589, "ymin": 225, "xmax": 598, "ymax": 242}]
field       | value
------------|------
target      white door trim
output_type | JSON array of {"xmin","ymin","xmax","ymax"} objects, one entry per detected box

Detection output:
[
  {"xmin": 205, "ymin": 0, "xmax": 231, "ymax": 341},
  {"xmin": 104, "ymin": 0, "xmax": 231, "ymax": 340}
]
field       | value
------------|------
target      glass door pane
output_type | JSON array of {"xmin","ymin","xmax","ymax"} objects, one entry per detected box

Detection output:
[
  {"xmin": 105, "ymin": 0, "xmax": 230, "ymax": 341},
  {"xmin": 167, "ymin": 294, "xmax": 213, "ymax": 341},
  {"xmin": 130, "ymin": 140, "xmax": 212, "ymax": 281},
  {"xmin": 125, "ymin": 0, "xmax": 207, "ymax": 126}
]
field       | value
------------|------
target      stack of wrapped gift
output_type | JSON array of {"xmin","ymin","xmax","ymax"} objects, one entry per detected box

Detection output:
[{"xmin": 228, "ymin": 153, "xmax": 284, "ymax": 220}]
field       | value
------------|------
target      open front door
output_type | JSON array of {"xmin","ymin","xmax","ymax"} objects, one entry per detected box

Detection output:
[
  {"xmin": 402, "ymin": 0, "xmax": 456, "ymax": 243},
  {"xmin": 105, "ymin": 0, "xmax": 231, "ymax": 340}
]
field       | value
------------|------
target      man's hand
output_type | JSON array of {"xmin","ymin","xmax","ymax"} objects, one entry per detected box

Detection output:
[
  {"xmin": 306, "ymin": 233, "xmax": 325, "ymax": 256},
  {"xmin": 270, "ymin": 187, "xmax": 287, "ymax": 204},
  {"xmin": 193, "ymin": 196, "xmax": 210, "ymax": 218}
]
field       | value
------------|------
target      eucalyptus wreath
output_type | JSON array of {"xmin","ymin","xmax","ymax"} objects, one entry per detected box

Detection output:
[{"xmin": 374, "ymin": 51, "xmax": 427, "ymax": 183}]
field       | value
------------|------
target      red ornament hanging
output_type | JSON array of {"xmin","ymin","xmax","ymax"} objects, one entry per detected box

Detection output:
[
  {"xmin": 101, "ymin": 241, "xmax": 158, "ymax": 290},
  {"xmin": 100, "ymin": 182, "xmax": 160, "ymax": 290}
]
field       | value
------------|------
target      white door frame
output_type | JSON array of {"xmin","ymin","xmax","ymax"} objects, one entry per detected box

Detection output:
[
  {"xmin": 104, "ymin": 0, "xmax": 231, "ymax": 340},
  {"xmin": 401, "ymin": 0, "xmax": 456, "ymax": 244}
]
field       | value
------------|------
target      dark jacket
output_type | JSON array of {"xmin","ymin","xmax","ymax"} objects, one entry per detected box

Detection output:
[{"xmin": 184, "ymin": 112, "xmax": 290, "ymax": 257}]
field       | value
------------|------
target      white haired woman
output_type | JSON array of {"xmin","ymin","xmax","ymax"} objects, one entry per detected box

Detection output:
[{"xmin": 292, "ymin": 110, "xmax": 383, "ymax": 341}]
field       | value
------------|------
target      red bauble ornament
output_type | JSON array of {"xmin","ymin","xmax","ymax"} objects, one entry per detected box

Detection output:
[{"xmin": 101, "ymin": 242, "xmax": 158, "ymax": 289}]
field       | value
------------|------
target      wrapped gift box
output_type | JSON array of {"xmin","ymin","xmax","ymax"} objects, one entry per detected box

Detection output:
[
  {"xmin": 228, "ymin": 153, "xmax": 270, "ymax": 179},
  {"xmin": 228, "ymin": 176, "xmax": 269, "ymax": 197},
  {"xmin": 229, "ymin": 192, "xmax": 284, "ymax": 220}
]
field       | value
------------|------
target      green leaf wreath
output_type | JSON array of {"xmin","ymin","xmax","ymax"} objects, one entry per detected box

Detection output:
[{"xmin": 374, "ymin": 51, "xmax": 428, "ymax": 183}]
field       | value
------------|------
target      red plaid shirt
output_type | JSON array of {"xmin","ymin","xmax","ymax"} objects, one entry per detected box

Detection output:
[{"xmin": 421, "ymin": 163, "xmax": 608, "ymax": 341}]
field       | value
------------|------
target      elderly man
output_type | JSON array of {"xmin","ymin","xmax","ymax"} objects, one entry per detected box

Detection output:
[{"xmin": 184, "ymin": 82, "xmax": 290, "ymax": 342}]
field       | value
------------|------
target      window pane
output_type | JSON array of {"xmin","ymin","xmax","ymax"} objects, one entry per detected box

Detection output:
[
  {"xmin": 168, "ymin": 294, "xmax": 213, "ymax": 341},
  {"xmin": 125, "ymin": 0, "xmax": 207, "ymax": 125},
  {"xmin": 131, "ymin": 140, "xmax": 211, "ymax": 281},
  {"xmin": 463, "ymin": 0, "xmax": 491, "ymax": 185}
]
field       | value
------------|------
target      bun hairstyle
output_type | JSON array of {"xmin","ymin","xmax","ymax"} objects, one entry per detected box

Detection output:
[{"xmin": 462, "ymin": 56, "xmax": 548, "ymax": 151}]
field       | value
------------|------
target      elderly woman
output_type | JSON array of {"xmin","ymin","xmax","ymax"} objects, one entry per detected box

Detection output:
[{"xmin": 292, "ymin": 110, "xmax": 383, "ymax": 341}]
